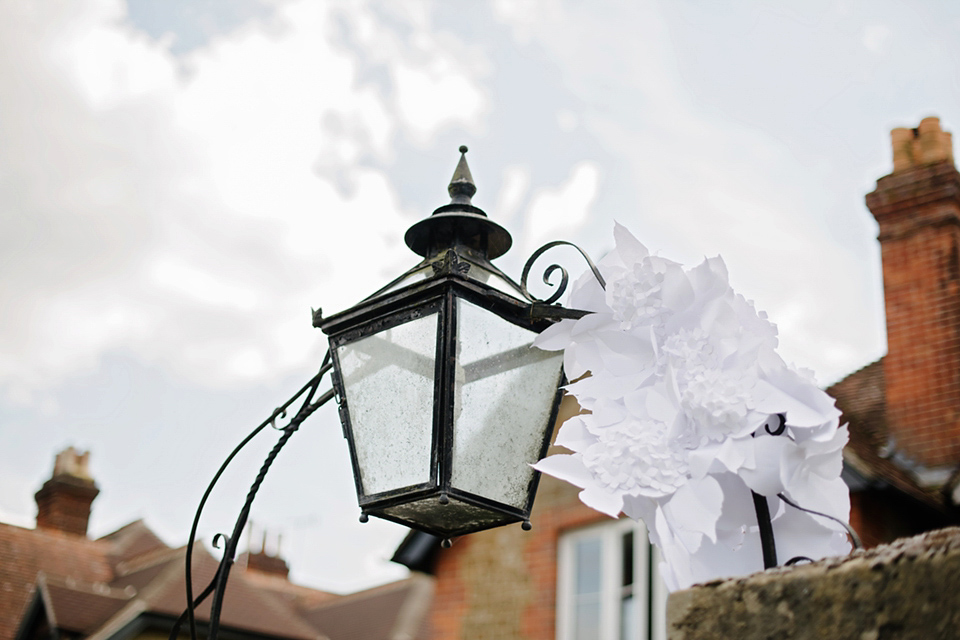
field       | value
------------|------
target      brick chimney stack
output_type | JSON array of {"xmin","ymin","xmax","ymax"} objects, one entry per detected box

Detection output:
[
  {"xmin": 243, "ymin": 529, "xmax": 290, "ymax": 578},
  {"xmin": 35, "ymin": 447, "xmax": 100, "ymax": 536},
  {"xmin": 866, "ymin": 117, "xmax": 960, "ymax": 475}
]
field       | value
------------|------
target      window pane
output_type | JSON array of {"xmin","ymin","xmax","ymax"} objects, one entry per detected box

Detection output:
[
  {"xmin": 575, "ymin": 538, "xmax": 602, "ymax": 595},
  {"xmin": 451, "ymin": 299, "xmax": 563, "ymax": 508},
  {"xmin": 561, "ymin": 522, "xmax": 666, "ymax": 640},
  {"xmin": 620, "ymin": 595, "xmax": 636, "ymax": 640},
  {"xmin": 573, "ymin": 537, "xmax": 602, "ymax": 640},
  {"xmin": 576, "ymin": 598, "xmax": 602, "ymax": 640},
  {"xmin": 337, "ymin": 312, "xmax": 438, "ymax": 495},
  {"xmin": 622, "ymin": 531, "xmax": 634, "ymax": 588},
  {"xmin": 620, "ymin": 530, "xmax": 635, "ymax": 640}
]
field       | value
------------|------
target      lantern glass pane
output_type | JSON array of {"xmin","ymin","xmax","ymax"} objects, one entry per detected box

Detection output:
[
  {"xmin": 375, "ymin": 264, "xmax": 432, "ymax": 297},
  {"xmin": 337, "ymin": 312, "xmax": 439, "ymax": 496},
  {"xmin": 462, "ymin": 263, "xmax": 526, "ymax": 300},
  {"xmin": 451, "ymin": 299, "xmax": 564, "ymax": 508}
]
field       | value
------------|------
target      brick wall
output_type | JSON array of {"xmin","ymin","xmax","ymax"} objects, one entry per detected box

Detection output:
[
  {"xmin": 866, "ymin": 118, "xmax": 960, "ymax": 470},
  {"xmin": 34, "ymin": 475, "xmax": 99, "ymax": 537}
]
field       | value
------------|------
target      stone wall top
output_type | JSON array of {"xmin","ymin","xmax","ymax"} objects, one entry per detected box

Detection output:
[{"xmin": 667, "ymin": 527, "xmax": 960, "ymax": 640}]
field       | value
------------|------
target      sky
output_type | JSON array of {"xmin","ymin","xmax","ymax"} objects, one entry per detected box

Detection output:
[{"xmin": 1, "ymin": 0, "xmax": 958, "ymax": 594}]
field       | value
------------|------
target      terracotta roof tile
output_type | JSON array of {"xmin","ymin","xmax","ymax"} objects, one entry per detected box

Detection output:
[
  {"xmin": 109, "ymin": 546, "xmax": 324, "ymax": 640},
  {"xmin": 303, "ymin": 577, "xmax": 433, "ymax": 640},
  {"xmin": 99, "ymin": 520, "xmax": 168, "ymax": 566},
  {"xmin": 241, "ymin": 567, "xmax": 339, "ymax": 611},
  {"xmin": 4, "ymin": 510, "xmax": 427, "ymax": 640},
  {"xmin": 829, "ymin": 358, "xmax": 950, "ymax": 512},
  {"xmin": 0, "ymin": 522, "xmax": 114, "ymax": 640},
  {"xmin": 40, "ymin": 574, "xmax": 133, "ymax": 634}
]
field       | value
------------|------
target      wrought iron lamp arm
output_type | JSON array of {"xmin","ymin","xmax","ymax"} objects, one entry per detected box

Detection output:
[{"xmin": 173, "ymin": 352, "xmax": 336, "ymax": 640}]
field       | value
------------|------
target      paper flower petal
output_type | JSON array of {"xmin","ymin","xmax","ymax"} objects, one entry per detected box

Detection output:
[
  {"xmin": 554, "ymin": 415, "xmax": 595, "ymax": 451},
  {"xmin": 536, "ymin": 223, "xmax": 853, "ymax": 592},
  {"xmin": 532, "ymin": 453, "xmax": 592, "ymax": 489},
  {"xmin": 579, "ymin": 484, "xmax": 624, "ymax": 518}
]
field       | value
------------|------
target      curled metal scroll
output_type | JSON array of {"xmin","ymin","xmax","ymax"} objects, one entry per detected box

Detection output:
[
  {"xmin": 520, "ymin": 240, "xmax": 606, "ymax": 305},
  {"xmin": 778, "ymin": 492, "xmax": 863, "ymax": 550}
]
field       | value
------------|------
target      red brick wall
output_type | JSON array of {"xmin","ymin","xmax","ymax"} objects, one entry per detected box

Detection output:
[
  {"xmin": 34, "ymin": 476, "xmax": 99, "ymax": 537},
  {"xmin": 867, "ymin": 159, "xmax": 960, "ymax": 469}
]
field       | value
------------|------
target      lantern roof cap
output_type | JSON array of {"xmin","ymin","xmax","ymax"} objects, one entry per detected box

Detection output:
[{"xmin": 404, "ymin": 146, "xmax": 512, "ymax": 260}]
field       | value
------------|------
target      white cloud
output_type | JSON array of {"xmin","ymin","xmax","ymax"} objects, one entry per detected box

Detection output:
[
  {"xmin": 493, "ymin": 164, "xmax": 531, "ymax": 227},
  {"xmin": 520, "ymin": 161, "xmax": 600, "ymax": 254},
  {"xmin": 0, "ymin": 0, "xmax": 490, "ymax": 402},
  {"xmin": 490, "ymin": 0, "xmax": 888, "ymax": 384},
  {"xmin": 862, "ymin": 25, "xmax": 891, "ymax": 54}
]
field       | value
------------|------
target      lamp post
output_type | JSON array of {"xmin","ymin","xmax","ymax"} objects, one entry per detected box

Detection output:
[
  {"xmin": 318, "ymin": 146, "xmax": 586, "ymax": 542},
  {"xmin": 173, "ymin": 146, "xmax": 603, "ymax": 640}
]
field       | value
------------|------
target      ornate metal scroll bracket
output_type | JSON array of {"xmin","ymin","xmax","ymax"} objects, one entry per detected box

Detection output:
[
  {"xmin": 170, "ymin": 351, "xmax": 336, "ymax": 640},
  {"xmin": 520, "ymin": 240, "xmax": 606, "ymax": 306}
]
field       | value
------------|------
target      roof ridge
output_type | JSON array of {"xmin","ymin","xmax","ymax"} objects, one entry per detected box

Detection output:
[
  {"xmin": 0, "ymin": 520, "xmax": 112, "ymax": 548},
  {"xmin": 220, "ymin": 565, "xmax": 328, "ymax": 640},
  {"xmin": 84, "ymin": 598, "xmax": 149, "ymax": 640},
  {"xmin": 827, "ymin": 356, "xmax": 885, "ymax": 391},
  {"xmin": 114, "ymin": 546, "xmax": 183, "ymax": 576},
  {"xmin": 304, "ymin": 577, "xmax": 417, "ymax": 612},
  {"xmin": 97, "ymin": 519, "xmax": 147, "ymax": 541},
  {"xmin": 42, "ymin": 573, "xmax": 136, "ymax": 600},
  {"xmin": 86, "ymin": 546, "xmax": 191, "ymax": 640},
  {"xmin": 36, "ymin": 572, "xmax": 57, "ymax": 631},
  {"xmin": 386, "ymin": 574, "xmax": 434, "ymax": 640}
]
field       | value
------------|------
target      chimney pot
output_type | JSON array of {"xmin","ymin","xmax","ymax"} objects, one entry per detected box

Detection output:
[{"xmin": 889, "ymin": 116, "xmax": 954, "ymax": 173}]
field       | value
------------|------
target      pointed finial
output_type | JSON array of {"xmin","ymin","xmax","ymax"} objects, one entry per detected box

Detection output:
[{"xmin": 448, "ymin": 145, "xmax": 476, "ymax": 204}]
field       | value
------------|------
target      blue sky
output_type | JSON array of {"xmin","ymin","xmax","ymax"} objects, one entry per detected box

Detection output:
[{"xmin": 1, "ymin": 0, "xmax": 958, "ymax": 592}]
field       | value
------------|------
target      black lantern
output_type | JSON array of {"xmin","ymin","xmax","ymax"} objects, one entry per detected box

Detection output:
[{"xmin": 317, "ymin": 147, "xmax": 575, "ymax": 540}]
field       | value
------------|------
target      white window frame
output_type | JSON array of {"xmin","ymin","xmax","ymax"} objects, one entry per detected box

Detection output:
[{"xmin": 557, "ymin": 518, "xmax": 668, "ymax": 640}]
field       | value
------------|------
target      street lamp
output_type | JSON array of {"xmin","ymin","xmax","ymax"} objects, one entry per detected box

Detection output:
[
  {"xmin": 175, "ymin": 147, "xmax": 604, "ymax": 640},
  {"xmin": 316, "ymin": 146, "xmax": 589, "ymax": 540}
]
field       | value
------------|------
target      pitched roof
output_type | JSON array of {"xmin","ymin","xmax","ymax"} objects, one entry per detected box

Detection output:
[
  {"xmin": 241, "ymin": 566, "xmax": 339, "ymax": 611},
  {"xmin": 3, "ymin": 515, "xmax": 434, "ymax": 640},
  {"xmin": 100, "ymin": 519, "xmax": 168, "ymax": 565},
  {"xmin": 0, "ymin": 521, "xmax": 115, "ymax": 640},
  {"xmin": 38, "ymin": 573, "xmax": 133, "ymax": 635},
  {"xmin": 302, "ymin": 576, "xmax": 433, "ymax": 640},
  {"xmin": 102, "ymin": 545, "xmax": 325, "ymax": 640},
  {"xmin": 829, "ymin": 358, "xmax": 954, "ymax": 512}
]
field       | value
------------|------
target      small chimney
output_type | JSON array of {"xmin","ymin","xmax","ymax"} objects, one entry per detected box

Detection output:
[
  {"xmin": 243, "ymin": 528, "xmax": 290, "ymax": 578},
  {"xmin": 35, "ymin": 447, "xmax": 100, "ymax": 536},
  {"xmin": 866, "ymin": 117, "xmax": 960, "ymax": 474}
]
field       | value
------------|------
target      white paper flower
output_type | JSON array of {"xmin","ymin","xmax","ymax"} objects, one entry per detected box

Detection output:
[{"xmin": 533, "ymin": 223, "xmax": 852, "ymax": 591}]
